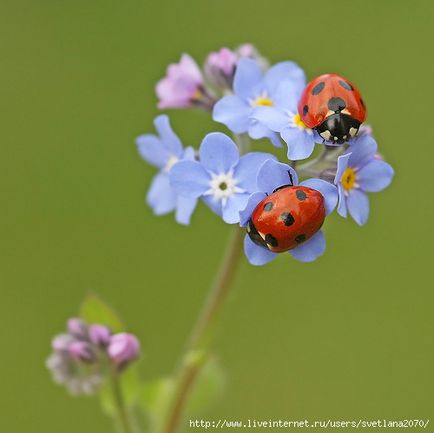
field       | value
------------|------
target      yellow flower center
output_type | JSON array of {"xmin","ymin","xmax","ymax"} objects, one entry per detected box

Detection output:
[
  {"xmin": 341, "ymin": 167, "xmax": 357, "ymax": 191},
  {"xmin": 293, "ymin": 113, "xmax": 308, "ymax": 129},
  {"xmin": 251, "ymin": 95, "xmax": 273, "ymax": 107}
]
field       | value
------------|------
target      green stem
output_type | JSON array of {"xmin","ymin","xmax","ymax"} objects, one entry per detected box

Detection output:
[
  {"xmin": 111, "ymin": 368, "xmax": 134, "ymax": 433},
  {"xmin": 163, "ymin": 227, "xmax": 245, "ymax": 433}
]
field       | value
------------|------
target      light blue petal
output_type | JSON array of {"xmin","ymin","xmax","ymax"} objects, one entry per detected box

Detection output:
[
  {"xmin": 357, "ymin": 160, "xmax": 394, "ymax": 192},
  {"xmin": 233, "ymin": 58, "xmax": 263, "ymax": 100},
  {"xmin": 136, "ymin": 134, "xmax": 169, "ymax": 169},
  {"xmin": 169, "ymin": 160, "xmax": 210, "ymax": 198},
  {"xmin": 239, "ymin": 192, "xmax": 267, "ymax": 227},
  {"xmin": 235, "ymin": 152, "xmax": 277, "ymax": 191},
  {"xmin": 182, "ymin": 146, "xmax": 196, "ymax": 161},
  {"xmin": 251, "ymin": 106, "xmax": 290, "ymax": 132},
  {"xmin": 213, "ymin": 95, "xmax": 251, "ymax": 133},
  {"xmin": 202, "ymin": 195, "xmax": 223, "ymax": 217},
  {"xmin": 257, "ymin": 159, "xmax": 298, "ymax": 194},
  {"xmin": 153, "ymin": 115, "xmax": 183, "ymax": 156},
  {"xmin": 199, "ymin": 132, "xmax": 239, "ymax": 174},
  {"xmin": 334, "ymin": 153, "xmax": 351, "ymax": 184},
  {"xmin": 347, "ymin": 189, "xmax": 370, "ymax": 225},
  {"xmin": 146, "ymin": 172, "xmax": 176, "ymax": 215},
  {"xmin": 248, "ymin": 121, "xmax": 281, "ymax": 146},
  {"xmin": 222, "ymin": 194, "xmax": 250, "ymax": 224},
  {"xmin": 264, "ymin": 61, "xmax": 306, "ymax": 95},
  {"xmin": 282, "ymin": 128, "xmax": 316, "ymax": 161},
  {"xmin": 300, "ymin": 178, "xmax": 338, "ymax": 216},
  {"xmin": 289, "ymin": 230, "xmax": 326, "ymax": 262},
  {"xmin": 273, "ymin": 81, "xmax": 302, "ymax": 111},
  {"xmin": 175, "ymin": 196, "xmax": 198, "ymax": 225},
  {"xmin": 244, "ymin": 235, "xmax": 277, "ymax": 266},
  {"xmin": 337, "ymin": 184, "xmax": 348, "ymax": 217},
  {"xmin": 348, "ymin": 134, "xmax": 378, "ymax": 168}
]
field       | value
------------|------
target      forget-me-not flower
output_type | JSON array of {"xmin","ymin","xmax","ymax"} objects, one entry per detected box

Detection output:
[
  {"xmin": 170, "ymin": 132, "xmax": 275, "ymax": 224},
  {"xmin": 136, "ymin": 115, "xmax": 198, "ymax": 225},
  {"xmin": 334, "ymin": 134, "xmax": 394, "ymax": 225},
  {"xmin": 213, "ymin": 58, "xmax": 306, "ymax": 147},
  {"xmin": 239, "ymin": 159, "xmax": 338, "ymax": 266}
]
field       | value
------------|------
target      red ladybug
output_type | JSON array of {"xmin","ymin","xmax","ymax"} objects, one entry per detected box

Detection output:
[
  {"xmin": 298, "ymin": 73, "xmax": 367, "ymax": 144},
  {"xmin": 247, "ymin": 186, "xmax": 325, "ymax": 253}
]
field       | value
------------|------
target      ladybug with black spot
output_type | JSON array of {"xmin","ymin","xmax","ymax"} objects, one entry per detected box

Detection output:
[
  {"xmin": 247, "ymin": 184, "xmax": 325, "ymax": 253},
  {"xmin": 298, "ymin": 74, "xmax": 367, "ymax": 144}
]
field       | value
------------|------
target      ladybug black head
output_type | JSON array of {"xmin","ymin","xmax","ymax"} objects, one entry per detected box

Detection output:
[{"xmin": 316, "ymin": 113, "xmax": 361, "ymax": 144}]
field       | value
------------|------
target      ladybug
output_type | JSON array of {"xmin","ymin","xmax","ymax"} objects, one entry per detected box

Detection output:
[
  {"xmin": 298, "ymin": 73, "xmax": 367, "ymax": 144},
  {"xmin": 247, "ymin": 185, "xmax": 325, "ymax": 253}
]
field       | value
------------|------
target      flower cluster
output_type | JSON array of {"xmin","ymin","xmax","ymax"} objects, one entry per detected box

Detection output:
[
  {"xmin": 46, "ymin": 318, "xmax": 140, "ymax": 395},
  {"xmin": 137, "ymin": 44, "xmax": 394, "ymax": 266}
]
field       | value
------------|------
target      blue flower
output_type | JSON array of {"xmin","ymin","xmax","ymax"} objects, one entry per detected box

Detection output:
[
  {"xmin": 239, "ymin": 159, "xmax": 338, "ymax": 266},
  {"xmin": 136, "ymin": 115, "xmax": 198, "ymax": 225},
  {"xmin": 212, "ymin": 58, "xmax": 306, "ymax": 147},
  {"xmin": 334, "ymin": 134, "xmax": 394, "ymax": 225},
  {"xmin": 170, "ymin": 133, "xmax": 276, "ymax": 224}
]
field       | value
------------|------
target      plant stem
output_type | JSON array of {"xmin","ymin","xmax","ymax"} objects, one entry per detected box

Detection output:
[
  {"xmin": 111, "ymin": 368, "xmax": 134, "ymax": 433},
  {"xmin": 164, "ymin": 227, "xmax": 245, "ymax": 433}
]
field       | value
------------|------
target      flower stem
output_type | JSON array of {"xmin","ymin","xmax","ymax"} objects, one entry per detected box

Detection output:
[
  {"xmin": 111, "ymin": 368, "xmax": 134, "ymax": 433},
  {"xmin": 164, "ymin": 227, "xmax": 245, "ymax": 433}
]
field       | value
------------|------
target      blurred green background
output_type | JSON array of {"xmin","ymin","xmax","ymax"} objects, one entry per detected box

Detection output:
[{"xmin": 1, "ymin": 0, "xmax": 433, "ymax": 432}]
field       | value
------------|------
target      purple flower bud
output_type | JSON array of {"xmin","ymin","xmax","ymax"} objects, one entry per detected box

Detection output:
[
  {"xmin": 235, "ymin": 43, "xmax": 268, "ymax": 70},
  {"xmin": 89, "ymin": 324, "xmax": 111, "ymax": 347},
  {"xmin": 52, "ymin": 333, "xmax": 75, "ymax": 351},
  {"xmin": 108, "ymin": 333, "xmax": 140, "ymax": 366},
  {"xmin": 68, "ymin": 341, "xmax": 96, "ymax": 363},
  {"xmin": 204, "ymin": 48, "xmax": 237, "ymax": 90},
  {"xmin": 156, "ymin": 54, "xmax": 214, "ymax": 110},
  {"xmin": 67, "ymin": 318, "xmax": 88, "ymax": 338}
]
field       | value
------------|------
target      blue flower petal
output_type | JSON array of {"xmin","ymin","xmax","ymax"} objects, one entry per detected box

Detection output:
[
  {"xmin": 348, "ymin": 134, "xmax": 378, "ymax": 168},
  {"xmin": 213, "ymin": 95, "xmax": 251, "ymax": 133},
  {"xmin": 251, "ymin": 106, "xmax": 290, "ymax": 132},
  {"xmin": 273, "ymin": 81, "xmax": 301, "ymax": 111},
  {"xmin": 233, "ymin": 58, "xmax": 263, "ymax": 100},
  {"xmin": 235, "ymin": 152, "xmax": 276, "ymax": 191},
  {"xmin": 281, "ymin": 128, "xmax": 316, "ymax": 160},
  {"xmin": 289, "ymin": 230, "xmax": 326, "ymax": 262},
  {"xmin": 347, "ymin": 189, "xmax": 370, "ymax": 225},
  {"xmin": 146, "ymin": 172, "xmax": 176, "ymax": 215},
  {"xmin": 222, "ymin": 193, "xmax": 250, "ymax": 224},
  {"xmin": 334, "ymin": 153, "xmax": 351, "ymax": 184},
  {"xmin": 239, "ymin": 192, "xmax": 267, "ymax": 227},
  {"xmin": 136, "ymin": 134, "xmax": 169, "ymax": 169},
  {"xmin": 199, "ymin": 133, "xmax": 239, "ymax": 174},
  {"xmin": 175, "ymin": 195, "xmax": 198, "ymax": 225},
  {"xmin": 264, "ymin": 61, "xmax": 306, "ymax": 95},
  {"xmin": 153, "ymin": 115, "xmax": 183, "ymax": 157},
  {"xmin": 170, "ymin": 160, "xmax": 210, "ymax": 198},
  {"xmin": 337, "ymin": 184, "xmax": 348, "ymax": 217},
  {"xmin": 248, "ymin": 121, "xmax": 281, "ymax": 147},
  {"xmin": 202, "ymin": 195, "xmax": 223, "ymax": 217},
  {"xmin": 357, "ymin": 160, "xmax": 394, "ymax": 192},
  {"xmin": 244, "ymin": 235, "xmax": 277, "ymax": 266},
  {"xmin": 300, "ymin": 178, "xmax": 338, "ymax": 215},
  {"xmin": 257, "ymin": 159, "xmax": 298, "ymax": 194}
]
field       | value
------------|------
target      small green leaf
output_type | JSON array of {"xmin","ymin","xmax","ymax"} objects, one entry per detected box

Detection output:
[{"xmin": 80, "ymin": 294, "xmax": 124, "ymax": 332}]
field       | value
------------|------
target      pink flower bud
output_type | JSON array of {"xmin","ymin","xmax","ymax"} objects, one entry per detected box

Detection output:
[
  {"xmin": 52, "ymin": 334, "xmax": 74, "ymax": 351},
  {"xmin": 68, "ymin": 341, "xmax": 96, "ymax": 363},
  {"xmin": 204, "ymin": 48, "xmax": 237, "ymax": 89},
  {"xmin": 67, "ymin": 318, "xmax": 88, "ymax": 338},
  {"xmin": 107, "ymin": 333, "xmax": 140, "ymax": 366},
  {"xmin": 89, "ymin": 324, "xmax": 111, "ymax": 347}
]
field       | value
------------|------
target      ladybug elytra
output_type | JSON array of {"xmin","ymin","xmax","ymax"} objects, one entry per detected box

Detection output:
[
  {"xmin": 298, "ymin": 73, "xmax": 367, "ymax": 144},
  {"xmin": 247, "ymin": 186, "xmax": 325, "ymax": 253}
]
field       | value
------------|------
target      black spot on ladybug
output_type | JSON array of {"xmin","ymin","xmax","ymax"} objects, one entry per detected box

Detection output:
[
  {"xmin": 265, "ymin": 234, "xmax": 278, "ymax": 247},
  {"xmin": 360, "ymin": 98, "xmax": 365, "ymax": 108},
  {"xmin": 296, "ymin": 190, "xmax": 307, "ymax": 201},
  {"xmin": 303, "ymin": 105, "xmax": 309, "ymax": 116},
  {"xmin": 280, "ymin": 212, "xmax": 295, "ymax": 226},
  {"xmin": 311, "ymin": 82, "xmax": 325, "ymax": 95},
  {"xmin": 328, "ymin": 97, "xmax": 346, "ymax": 113},
  {"xmin": 338, "ymin": 80, "xmax": 353, "ymax": 91},
  {"xmin": 295, "ymin": 234, "xmax": 306, "ymax": 243},
  {"xmin": 264, "ymin": 202, "xmax": 273, "ymax": 211}
]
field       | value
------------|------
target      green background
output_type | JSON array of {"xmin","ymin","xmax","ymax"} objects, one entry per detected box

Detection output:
[{"xmin": 1, "ymin": 0, "xmax": 433, "ymax": 432}]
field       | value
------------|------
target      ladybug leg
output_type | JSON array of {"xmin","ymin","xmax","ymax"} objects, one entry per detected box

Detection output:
[{"xmin": 287, "ymin": 170, "xmax": 294, "ymax": 186}]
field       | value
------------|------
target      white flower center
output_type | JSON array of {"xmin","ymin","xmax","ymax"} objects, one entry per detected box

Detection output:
[
  {"xmin": 164, "ymin": 155, "xmax": 179, "ymax": 172},
  {"xmin": 204, "ymin": 171, "xmax": 245, "ymax": 206}
]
